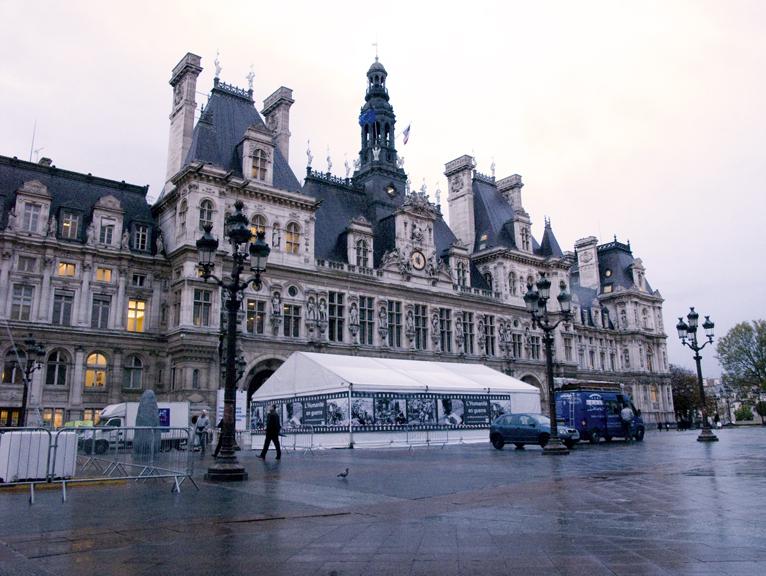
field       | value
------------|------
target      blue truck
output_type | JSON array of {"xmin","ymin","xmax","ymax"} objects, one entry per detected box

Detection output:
[{"xmin": 555, "ymin": 382, "xmax": 645, "ymax": 444}]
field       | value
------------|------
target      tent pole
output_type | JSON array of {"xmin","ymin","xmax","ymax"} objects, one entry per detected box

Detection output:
[{"xmin": 348, "ymin": 384, "xmax": 354, "ymax": 449}]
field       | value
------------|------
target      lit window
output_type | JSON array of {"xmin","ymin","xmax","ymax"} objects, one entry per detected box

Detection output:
[
  {"xmin": 199, "ymin": 200, "xmax": 214, "ymax": 230},
  {"xmin": 82, "ymin": 408, "xmax": 100, "ymax": 425},
  {"xmin": 61, "ymin": 211, "xmax": 79, "ymax": 239},
  {"xmin": 57, "ymin": 262, "xmax": 76, "ymax": 277},
  {"xmin": 252, "ymin": 149, "xmax": 268, "ymax": 181},
  {"xmin": 22, "ymin": 203, "xmax": 41, "ymax": 232},
  {"xmin": 123, "ymin": 356, "xmax": 143, "ymax": 390},
  {"xmin": 603, "ymin": 284, "xmax": 613, "ymax": 294},
  {"xmin": 95, "ymin": 267, "xmax": 112, "ymax": 282},
  {"xmin": 286, "ymin": 223, "xmax": 300, "ymax": 254},
  {"xmin": 42, "ymin": 408, "xmax": 65, "ymax": 429},
  {"xmin": 250, "ymin": 214, "xmax": 266, "ymax": 237},
  {"xmin": 134, "ymin": 225, "xmax": 149, "ymax": 251},
  {"xmin": 127, "ymin": 299, "xmax": 146, "ymax": 332},
  {"xmin": 85, "ymin": 352, "xmax": 108, "ymax": 388}
]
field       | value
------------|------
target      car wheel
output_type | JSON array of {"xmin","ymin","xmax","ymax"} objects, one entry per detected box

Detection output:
[
  {"xmin": 514, "ymin": 443, "xmax": 525, "ymax": 449},
  {"xmin": 589, "ymin": 430, "xmax": 600, "ymax": 444},
  {"xmin": 95, "ymin": 440, "xmax": 109, "ymax": 455},
  {"xmin": 634, "ymin": 428, "xmax": 645, "ymax": 442},
  {"xmin": 564, "ymin": 439, "xmax": 575, "ymax": 449},
  {"xmin": 604, "ymin": 434, "xmax": 613, "ymax": 443},
  {"xmin": 538, "ymin": 433, "xmax": 550, "ymax": 447},
  {"xmin": 491, "ymin": 434, "xmax": 505, "ymax": 450}
]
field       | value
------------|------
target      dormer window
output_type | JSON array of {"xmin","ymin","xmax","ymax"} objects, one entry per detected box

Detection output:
[
  {"xmin": 355, "ymin": 239, "xmax": 369, "ymax": 268},
  {"xmin": 61, "ymin": 211, "xmax": 79, "ymax": 239},
  {"xmin": 456, "ymin": 262, "xmax": 467, "ymax": 287},
  {"xmin": 99, "ymin": 219, "xmax": 115, "ymax": 244},
  {"xmin": 133, "ymin": 224, "xmax": 149, "ymax": 251},
  {"xmin": 252, "ymin": 149, "xmax": 268, "ymax": 181},
  {"xmin": 521, "ymin": 227, "xmax": 531, "ymax": 251},
  {"xmin": 22, "ymin": 202, "xmax": 41, "ymax": 232}
]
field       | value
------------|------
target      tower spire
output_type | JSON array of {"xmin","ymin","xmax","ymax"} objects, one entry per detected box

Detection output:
[{"xmin": 357, "ymin": 57, "xmax": 399, "ymax": 171}]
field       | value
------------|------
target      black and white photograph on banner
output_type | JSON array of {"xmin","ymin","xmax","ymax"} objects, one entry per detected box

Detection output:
[
  {"xmin": 250, "ymin": 405, "xmax": 265, "ymax": 430},
  {"xmin": 284, "ymin": 401, "xmax": 303, "ymax": 429},
  {"xmin": 326, "ymin": 400, "xmax": 349, "ymax": 426},
  {"xmin": 407, "ymin": 398, "xmax": 436, "ymax": 425},
  {"xmin": 351, "ymin": 397, "xmax": 374, "ymax": 426},
  {"xmin": 438, "ymin": 398, "xmax": 464, "ymax": 426},
  {"xmin": 374, "ymin": 398, "xmax": 408, "ymax": 425}
]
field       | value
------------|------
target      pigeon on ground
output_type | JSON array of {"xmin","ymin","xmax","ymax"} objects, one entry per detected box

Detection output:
[{"xmin": 337, "ymin": 468, "xmax": 349, "ymax": 478}]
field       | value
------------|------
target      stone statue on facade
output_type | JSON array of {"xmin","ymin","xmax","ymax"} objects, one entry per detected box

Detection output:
[
  {"xmin": 372, "ymin": 145, "xmax": 381, "ymax": 161},
  {"xmin": 5, "ymin": 209, "xmax": 16, "ymax": 231},
  {"xmin": 378, "ymin": 304, "xmax": 389, "ymax": 341},
  {"xmin": 156, "ymin": 231, "xmax": 165, "ymax": 255},
  {"xmin": 430, "ymin": 313, "xmax": 440, "ymax": 350},
  {"xmin": 86, "ymin": 222, "xmax": 95, "ymax": 246},
  {"xmin": 306, "ymin": 296, "xmax": 317, "ymax": 321},
  {"xmin": 272, "ymin": 224, "xmax": 281, "ymax": 248},
  {"xmin": 349, "ymin": 302, "xmax": 359, "ymax": 326},
  {"xmin": 121, "ymin": 230, "xmax": 131, "ymax": 250},
  {"xmin": 318, "ymin": 298, "xmax": 327, "ymax": 322},
  {"xmin": 271, "ymin": 291, "xmax": 282, "ymax": 316},
  {"xmin": 455, "ymin": 313, "xmax": 464, "ymax": 351},
  {"xmin": 47, "ymin": 215, "xmax": 57, "ymax": 237},
  {"xmin": 405, "ymin": 309, "xmax": 415, "ymax": 339}
]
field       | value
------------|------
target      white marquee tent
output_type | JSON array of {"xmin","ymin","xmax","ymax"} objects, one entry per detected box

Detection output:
[
  {"xmin": 253, "ymin": 352, "xmax": 541, "ymax": 406},
  {"xmin": 250, "ymin": 352, "xmax": 541, "ymax": 448}
]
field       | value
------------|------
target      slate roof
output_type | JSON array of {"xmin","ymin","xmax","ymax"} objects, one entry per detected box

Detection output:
[
  {"xmin": 0, "ymin": 155, "xmax": 157, "ymax": 252},
  {"xmin": 180, "ymin": 82, "xmax": 301, "ymax": 193},
  {"xmin": 597, "ymin": 241, "xmax": 653, "ymax": 293},
  {"xmin": 471, "ymin": 178, "xmax": 541, "ymax": 253},
  {"xmin": 539, "ymin": 220, "xmax": 563, "ymax": 258}
]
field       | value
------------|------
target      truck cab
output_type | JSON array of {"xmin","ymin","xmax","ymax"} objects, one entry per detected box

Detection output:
[{"xmin": 556, "ymin": 383, "xmax": 645, "ymax": 444}]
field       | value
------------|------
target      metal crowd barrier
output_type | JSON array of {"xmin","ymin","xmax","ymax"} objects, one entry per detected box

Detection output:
[
  {"xmin": 250, "ymin": 426, "xmax": 315, "ymax": 454},
  {"xmin": 406, "ymin": 426, "xmax": 449, "ymax": 450},
  {"xmin": 0, "ymin": 426, "xmax": 197, "ymax": 503}
]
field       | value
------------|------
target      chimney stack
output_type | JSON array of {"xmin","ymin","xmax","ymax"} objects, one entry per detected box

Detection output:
[
  {"xmin": 262, "ymin": 87, "xmax": 294, "ymax": 163},
  {"xmin": 164, "ymin": 53, "xmax": 202, "ymax": 193}
]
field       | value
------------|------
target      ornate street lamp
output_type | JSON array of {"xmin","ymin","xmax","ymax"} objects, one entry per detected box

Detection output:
[
  {"xmin": 676, "ymin": 307, "xmax": 718, "ymax": 442},
  {"xmin": 523, "ymin": 273, "xmax": 573, "ymax": 455},
  {"xmin": 14, "ymin": 334, "xmax": 46, "ymax": 427},
  {"xmin": 196, "ymin": 200, "xmax": 270, "ymax": 481}
]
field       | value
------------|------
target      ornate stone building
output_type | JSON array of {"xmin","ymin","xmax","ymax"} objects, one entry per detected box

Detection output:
[{"xmin": 0, "ymin": 53, "xmax": 673, "ymax": 428}]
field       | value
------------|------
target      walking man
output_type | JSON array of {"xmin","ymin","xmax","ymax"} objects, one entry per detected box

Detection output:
[
  {"xmin": 258, "ymin": 404, "xmax": 281, "ymax": 460},
  {"xmin": 196, "ymin": 410, "xmax": 210, "ymax": 456},
  {"xmin": 620, "ymin": 403, "xmax": 634, "ymax": 442}
]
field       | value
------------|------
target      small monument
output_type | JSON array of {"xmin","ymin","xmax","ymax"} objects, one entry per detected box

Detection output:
[{"xmin": 133, "ymin": 389, "xmax": 161, "ymax": 461}]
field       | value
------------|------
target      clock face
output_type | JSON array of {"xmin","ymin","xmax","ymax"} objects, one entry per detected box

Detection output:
[{"xmin": 411, "ymin": 250, "xmax": 426, "ymax": 271}]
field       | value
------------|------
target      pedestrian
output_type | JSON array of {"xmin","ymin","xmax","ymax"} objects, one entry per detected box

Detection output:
[
  {"xmin": 714, "ymin": 413, "xmax": 722, "ymax": 429},
  {"xmin": 620, "ymin": 403, "xmax": 634, "ymax": 442},
  {"xmin": 258, "ymin": 404, "xmax": 281, "ymax": 460},
  {"xmin": 196, "ymin": 410, "xmax": 210, "ymax": 456},
  {"xmin": 212, "ymin": 418, "xmax": 223, "ymax": 457}
]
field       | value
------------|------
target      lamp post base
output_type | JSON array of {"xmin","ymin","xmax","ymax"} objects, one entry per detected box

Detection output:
[
  {"xmin": 697, "ymin": 428, "xmax": 719, "ymax": 442},
  {"xmin": 542, "ymin": 438, "xmax": 570, "ymax": 455},
  {"xmin": 205, "ymin": 459, "xmax": 249, "ymax": 482}
]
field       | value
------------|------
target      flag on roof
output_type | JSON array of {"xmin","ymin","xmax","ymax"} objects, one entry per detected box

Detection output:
[
  {"xmin": 358, "ymin": 108, "xmax": 376, "ymax": 126},
  {"xmin": 403, "ymin": 123, "xmax": 411, "ymax": 145}
]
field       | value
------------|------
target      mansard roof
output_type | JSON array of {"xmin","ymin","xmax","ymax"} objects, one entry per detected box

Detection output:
[
  {"xmin": 471, "ymin": 176, "xmax": 541, "ymax": 253},
  {"xmin": 183, "ymin": 81, "xmax": 301, "ymax": 193},
  {"xmin": 0, "ymin": 155, "xmax": 157, "ymax": 251},
  {"xmin": 539, "ymin": 219, "xmax": 563, "ymax": 258},
  {"xmin": 597, "ymin": 240, "xmax": 653, "ymax": 293}
]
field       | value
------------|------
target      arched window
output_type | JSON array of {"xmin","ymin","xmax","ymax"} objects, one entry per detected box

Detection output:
[
  {"xmin": 178, "ymin": 200, "xmax": 188, "ymax": 234},
  {"xmin": 192, "ymin": 369, "xmax": 200, "ymax": 389},
  {"xmin": 355, "ymin": 239, "xmax": 369, "ymax": 268},
  {"xmin": 508, "ymin": 271, "xmax": 517, "ymax": 295},
  {"xmin": 521, "ymin": 228, "xmax": 531, "ymax": 251},
  {"xmin": 85, "ymin": 352, "xmax": 108, "ymax": 389},
  {"xmin": 250, "ymin": 214, "xmax": 266, "ymax": 237},
  {"xmin": 123, "ymin": 355, "xmax": 143, "ymax": 390},
  {"xmin": 199, "ymin": 199, "xmax": 214, "ymax": 230},
  {"xmin": 456, "ymin": 262, "xmax": 467, "ymax": 287},
  {"xmin": 252, "ymin": 149, "xmax": 268, "ymax": 181},
  {"xmin": 45, "ymin": 350, "xmax": 69, "ymax": 386},
  {"xmin": 2, "ymin": 350, "xmax": 25, "ymax": 384},
  {"xmin": 286, "ymin": 222, "xmax": 301, "ymax": 254}
]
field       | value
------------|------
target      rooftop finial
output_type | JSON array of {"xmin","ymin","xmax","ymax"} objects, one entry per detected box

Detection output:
[
  {"xmin": 545, "ymin": 216, "xmax": 551, "ymax": 227},
  {"xmin": 326, "ymin": 146, "xmax": 332, "ymax": 173},
  {"xmin": 246, "ymin": 64, "xmax": 255, "ymax": 91},
  {"xmin": 344, "ymin": 154, "xmax": 350, "ymax": 179},
  {"xmin": 435, "ymin": 184, "xmax": 442, "ymax": 207},
  {"xmin": 306, "ymin": 139, "xmax": 313, "ymax": 168},
  {"xmin": 490, "ymin": 157, "xmax": 496, "ymax": 179},
  {"xmin": 372, "ymin": 40, "xmax": 379, "ymax": 62},
  {"xmin": 214, "ymin": 50, "xmax": 222, "ymax": 78}
]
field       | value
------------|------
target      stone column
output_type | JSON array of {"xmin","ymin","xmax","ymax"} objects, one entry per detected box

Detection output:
[
  {"xmin": 0, "ymin": 250, "xmax": 12, "ymax": 313},
  {"xmin": 149, "ymin": 276, "xmax": 162, "ymax": 331},
  {"xmin": 69, "ymin": 347, "xmax": 85, "ymax": 408},
  {"xmin": 115, "ymin": 267, "xmax": 127, "ymax": 328},
  {"xmin": 109, "ymin": 349, "xmax": 123, "ymax": 404},
  {"xmin": 79, "ymin": 262, "xmax": 92, "ymax": 325},
  {"xmin": 37, "ymin": 256, "xmax": 53, "ymax": 320}
]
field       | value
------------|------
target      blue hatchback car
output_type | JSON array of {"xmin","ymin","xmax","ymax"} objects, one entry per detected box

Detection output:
[{"xmin": 490, "ymin": 413, "xmax": 580, "ymax": 450}]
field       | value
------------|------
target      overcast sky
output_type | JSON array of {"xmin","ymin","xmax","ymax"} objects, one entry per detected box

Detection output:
[{"xmin": 2, "ymin": 1, "xmax": 764, "ymax": 376}]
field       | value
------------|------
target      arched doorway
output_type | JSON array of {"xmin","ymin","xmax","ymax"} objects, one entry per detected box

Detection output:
[{"xmin": 246, "ymin": 358, "xmax": 283, "ymax": 406}]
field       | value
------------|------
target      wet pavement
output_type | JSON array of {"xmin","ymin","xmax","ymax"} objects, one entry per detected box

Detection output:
[{"xmin": 1, "ymin": 427, "xmax": 764, "ymax": 576}]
